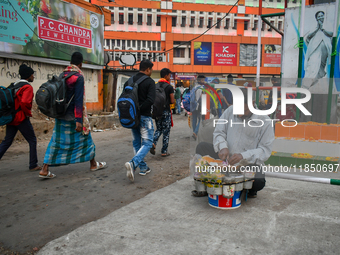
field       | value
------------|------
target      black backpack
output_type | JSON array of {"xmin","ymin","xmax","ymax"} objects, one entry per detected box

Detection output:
[
  {"xmin": 117, "ymin": 75, "xmax": 148, "ymax": 129},
  {"xmin": 152, "ymin": 82, "xmax": 169, "ymax": 119},
  {"xmin": 35, "ymin": 71, "xmax": 77, "ymax": 119},
  {"xmin": 0, "ymin": 82, "xmax": 27, "ymax": 126}
]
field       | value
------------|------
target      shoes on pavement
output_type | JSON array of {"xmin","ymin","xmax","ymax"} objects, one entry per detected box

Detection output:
[
  {"xmin": 139, "ymin": 167, "xmax": 151, "ymax": 176},
  {"xmin": 150, "ymin": 144, "xmax": 156, "ymax": 155},
  {"xmin": 248, "ymin": 190, "xmax": 257, "ymax": 198},
  {"xmin": 125, "ymin": 162, "xmax": 134, "ymax": 182}
]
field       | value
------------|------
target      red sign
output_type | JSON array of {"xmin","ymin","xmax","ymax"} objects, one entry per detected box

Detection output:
[
  {"xmin": 214, "ymin": 43, "xmax": 237, "ymax": 66},
  {"xmin": 264, "ymin": 53, "xmax": 281, "ymax": 67},
  {"xmin": 37, "ymin": 16, "xmax": 92, "ymax": 49}
]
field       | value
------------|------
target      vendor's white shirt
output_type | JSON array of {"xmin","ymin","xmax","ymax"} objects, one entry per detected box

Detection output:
[{"xmin": 213, "ymin": 106, "xmax": 275, "ymax": 165}]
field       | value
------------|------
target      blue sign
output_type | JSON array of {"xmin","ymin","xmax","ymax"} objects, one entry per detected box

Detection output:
[{"xmin": 194, "ymin": 42, "xmax": 211, "ymax": 65}]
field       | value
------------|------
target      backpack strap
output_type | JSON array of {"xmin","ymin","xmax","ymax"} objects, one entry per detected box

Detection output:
[
  {"xmin": 60, "ymin": 71, "xmax": 78, "ymax": 80},
  {"xmin": 135, "ymin": 75, "xmax": 149, "ymax": 85}
]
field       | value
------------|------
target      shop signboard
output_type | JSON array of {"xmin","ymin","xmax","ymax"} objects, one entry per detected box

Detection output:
[
  {"xmin": 194, "ymin": 42, "xmax": 211, "ymax": 65},
  {"xmin": 214, "ymin": 43, "xmax": 237, "ymax": 66},
  {"xmin": 263, "ymin": 45, "xmax": 281, "ymax": 67},
  {"xmin": 0, "ymin": 0, "xmax": 104, "ymax": 65}
]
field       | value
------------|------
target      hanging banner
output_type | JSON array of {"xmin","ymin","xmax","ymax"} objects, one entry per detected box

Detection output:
[
  {"xmin": 194, "ymin": 42, "xmax": 211, "ymax": 65},
  {"xmin": 214, "ymin": 43, "xmax": 237, "ymax": 66},
  {"xmin": 264, "ymin": 44, "xmax": 281, "ymax": 67},
  {"xmin": 0, "ymin": 0, "xmax": 104, "ymax": 66}
]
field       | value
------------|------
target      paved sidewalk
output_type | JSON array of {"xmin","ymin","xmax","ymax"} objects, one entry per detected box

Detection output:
[{"xmin": 38, "ymin": 176, "xmax": 340, "ymax": 255}]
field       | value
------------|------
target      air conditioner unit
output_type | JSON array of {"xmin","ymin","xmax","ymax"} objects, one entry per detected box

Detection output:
[{"xmin": 158, "ymin": 56, "xmax": 163, "ymax": 62}]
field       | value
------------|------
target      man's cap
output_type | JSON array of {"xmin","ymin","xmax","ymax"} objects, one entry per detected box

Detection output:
[{"xmin": 19, "ymin": 64, "xmax": 34, "ymax": 79}]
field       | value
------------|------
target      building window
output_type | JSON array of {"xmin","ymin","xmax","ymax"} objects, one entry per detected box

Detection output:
[
  {"xmin": 156, "ymin": 15, "xmax": 161, "ymax": 26},
  {"xmin": 142, "ymin": 41, "xmax": 146, "ymax": 48},
  {"xmin": 190, "ymin": 17, "xmax": 195, "ymax": 27},
  {"xmin": 252, "ymin": 20, "xmax": 257, "ymax": 31},
  {"xmin": 182, "ymin": 10, "xmax": 186, "ymax": 13},
  {"xmin": 268, "ymin": 21, "xmax": 274, "ymax": 31},
  {"xmin": 207, "ymin": 18, "xmax": 212, "ymax": 28},
  {"xmin": 157, "ymin": 9, "xmax": 161, "ymax": 12},
  {"xmin": 148, "ymin": 41, "xmax": 152, "ymax": 49},
  {"xmin": 244, "ymin": 20, "xmax": 249, "ymax": 30},
  {"xmin": 122, "ymin": 40, "xmax": 125, "ymax": 50},
  {"xmin": 116, "ymin": 40, "xmax": 120, "ymax": 47},
  {"xmin": 119, "ymin": 7, "xmax": 124, "ymax": 11},
  {"xmin": 174, "ymin": 48, "xmax": 185, "ymax": 58},
  {"xmin": 199, "ymin": 17, "xmax": 204, "ymax": 28},
  {"xmin": 137, "ymin": 52, "xmax": 141, "ymax": 61},
  {"xmin": 127, "ymin": 40, "xmax": 131, "ymax": 48},
  {"xmin": 232, "ymin": 18, "xmax": 237, "ymax": 29},
  {"xmin": 132, "ymin": 40, "xmax": 136, "ymax": 48},
  {"xmin": 172, "ymin": 17, "xmax": 177, "ymax": 27},
  {"xmin": 147, "ymin": 14, "xmax": 152, "ymax": 26},
  {"xmin": 138, "ymin": 14, "xmax": 143, "ymax": 25},
  {"xmin": 111, "ymin": 13, "xmax": 114, "ymax": 24},
  {"xmin": 128, "ymin": 13, "xmax": 133, "ymax": 25},
  {"xmin": 152, "ymin": 41, "xmax": 157, "ymax": 51},
  {"xmin": 200, "ymin": 11, "xmax": 203, "ymax": 14},
  {"xmin": 278, "ymin": 21, "xmax": 283, "ymax": 31},
  {"xmin": 111, "ymin": 39, "xmax": 115, "ymax": 48},
  {"xmin": 157, "ymin": 41, "xmax": 161, "ymax": 51},
  {"xmin": 137, "ymin": 40, "xmax": 141, "ymax": 50},
  {"xmin": 128, "ymin": 8, "xmax": 133, "ymax": 11},
  {"xmin": 147, "ymin": 8, "xmax": 152, "ymax": 12},
  {"xmin": 224, "ymin": 19, "xmax": 229, "ymax": 29},
  {"xmin": 240, "ymin": 44, "xmax": 258, "ymax": 66},
  {"xmin": 191, "ymin": 11, "xmax": 195, "ymax": 14},
  {"xmin": 216, "ymin": 18, "xmax": 221, "ymax": 29},
  {"xmin": 138, "ymin": 8, "xmax": 142, "ymax": 11},
  {"xmin": 181, "ymin": 17, "xmax": 186, "ymax": 27},
  {"xmin": 119, "ymin": 13, "xmax": 124, "ymax": 24}
]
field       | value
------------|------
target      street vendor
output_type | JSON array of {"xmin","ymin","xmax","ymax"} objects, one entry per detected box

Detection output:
[{"xmin": 192, "ymin": 89, "xmax": 275, "ymax": 198}]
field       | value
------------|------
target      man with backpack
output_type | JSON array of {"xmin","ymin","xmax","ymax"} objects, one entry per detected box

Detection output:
[
  {"xmin": 191, "ymin": 75, "xmax": 205, "ymax": 140},
  {"xmin": 150, "ymin": 68, "xmax": 174, "ymax": 157},
  {"xmin": 125, "ymin": 59, "xmax": 155, "ymax": 182},
  {"xmin": 0, "ymin": 64, "xmax": 41, "ymax": 171},
  {"xmin": 39, "ymin": 52, "xmax": 107, "ymax": 179}
]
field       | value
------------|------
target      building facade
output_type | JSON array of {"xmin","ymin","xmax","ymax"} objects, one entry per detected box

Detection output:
[{"xmin": 94, "ymin": 0, "xmax": 304, "ymax": 84}]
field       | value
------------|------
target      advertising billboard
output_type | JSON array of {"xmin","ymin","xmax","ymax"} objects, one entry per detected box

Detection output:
[
  {"xmin": 194, "ymin": 42, "xmax": 211, "ymax": 65},
  {"xmin": 264, "ymin": 44, "xmax": 281, "ymax": 67},
  {"xmin": 0, "ymin": 0, "xmax": 104, "ymax": 66},
  {"xmin": 214, "ymin": 43, "xmax": 237, "ymax": 66}
]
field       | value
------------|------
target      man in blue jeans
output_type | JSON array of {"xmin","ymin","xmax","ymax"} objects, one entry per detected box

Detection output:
[{"xmin": 125, "ymin": 59, "xmax": 156, "ymax": 182}]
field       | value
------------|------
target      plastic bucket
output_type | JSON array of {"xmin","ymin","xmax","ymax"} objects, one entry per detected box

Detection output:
[{"xmin": 208, "ymin": 191, "xmax": 242, "ymax": 210}]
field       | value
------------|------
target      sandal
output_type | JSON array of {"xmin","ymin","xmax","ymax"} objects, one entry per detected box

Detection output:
[
  {"xmin": 191, "ymin": 190, "xmax": 208, "ymax": 197},
  {"xmin": 161, "ymin": 152, "xmax": 170, "ymax": 157},
  {"xmin": 91, "ymin": 162, "xmax": 108, "ymax": 171},
  {"xmin": 150, "ymin": 144, "xmax": 156, "ymax": 155},
  {"xmin": 29, "ymin": 166, "xmax": 42, "ymax": 171},
  {"xmin": 192, "ymin": 133, "xmax": 197, "ymax": 140},
  {"xmin": 39, "ymin": 171, "xmax": 56, "ymax": 179}
]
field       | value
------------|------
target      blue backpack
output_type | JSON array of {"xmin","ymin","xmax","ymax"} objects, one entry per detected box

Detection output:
[
  {"xmin": 0, "ymin": 82, "xmax": 27, "ymax": 126},
  {"xmin": 117, "ymin": 75, "xmax": 148, "ymax": 129},
  {"xmin": 182, "ymin": 86, "xmax": 202, "ymax": 112}
]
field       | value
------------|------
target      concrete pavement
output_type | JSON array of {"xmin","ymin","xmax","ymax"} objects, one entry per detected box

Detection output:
[{"xmin": 38, "ymin": 175, "xmax": 340, "ymax": 255}]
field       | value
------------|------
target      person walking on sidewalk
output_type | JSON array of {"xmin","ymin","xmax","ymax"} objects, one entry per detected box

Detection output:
[
  {"xmin": 125, "ymin": 59, "xmax": 156, "ymax": 182},
  {"xmin": 150, "ymin": 68, "xmax": 175, "ymax": 157},
  {"xmin": 174, "ymin": 82, "xmax": 182, "ymax": 115},
  {"xmin": 191, "ymin": 75, "xmax": 205, "ymax": 140},
  {"xmin": 39, "ymin": 52, "xmax": 107, "ymax": 179},
  {"xmin": 0, "ymin": 64, "xmax": 41, "ymax": 171}
]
